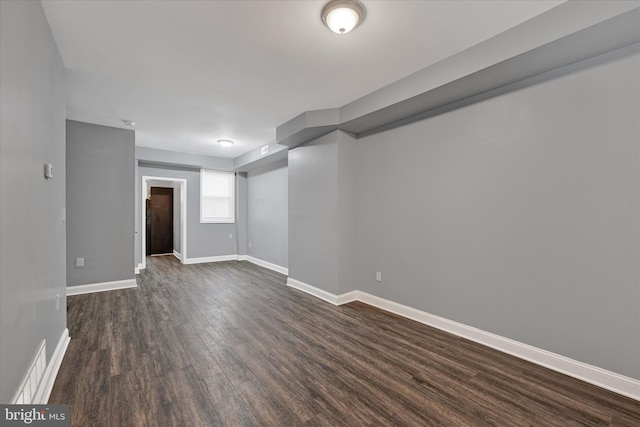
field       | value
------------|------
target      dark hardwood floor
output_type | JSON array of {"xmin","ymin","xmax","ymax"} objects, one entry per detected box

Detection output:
[{"xmin": 50, "ymin": 256, "xmax": 640, "ymax": 426}]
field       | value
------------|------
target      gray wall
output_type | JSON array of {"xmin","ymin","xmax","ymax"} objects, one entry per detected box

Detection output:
[
  {"xmin": 337, "ymin": 132, "xmax": 358, "ymax": 294},
  {"xmin": 0, "ymin": 0, "xmax": 67, "ymax": 402},
  {"xmin": 247, "ymin": 159, "xmax": 288, "ymax": 268},
  {"xmin": 352, "ymin": 47, "xmax": 640, "ymax": 379},
  {"xmin": 288, "ymin": 131, "xmax": 356, "ymax": 294},
  {"xmin": 137, "ymin": 164, "xmax": 239, "ymax": 260},
  {"xmin": 66, "ymin": 120, "xmax": 135, "ymax": 286},
  {"xmin": 135, "ymin": 148, "xmax": 241, "ymax": 265},
  {"xmin": 289, "ymin": 133, "xmax": 339, "ymax": 293}
]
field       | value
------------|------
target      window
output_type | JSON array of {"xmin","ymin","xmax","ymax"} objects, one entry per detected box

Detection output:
[{"xmin": 200, "ymin": 169, "xmax": 235, "ymax": 223}]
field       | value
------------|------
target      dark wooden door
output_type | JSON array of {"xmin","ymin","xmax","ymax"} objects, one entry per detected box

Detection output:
[{"xmin": 147, "ymin": 187, "xmax": 173, "ymax": 255}]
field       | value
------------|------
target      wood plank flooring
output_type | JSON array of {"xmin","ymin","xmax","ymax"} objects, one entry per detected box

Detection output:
[{"xmin": 50, "ymin": 256, "xmax": 640, "ymax": 426}]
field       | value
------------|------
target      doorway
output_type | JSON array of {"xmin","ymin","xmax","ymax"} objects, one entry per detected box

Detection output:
[
  {"xmin": 140, "ymin": 176, "xmax": 187, "ymax": 270},
  {"xmin": 147, "ymin": 187, "xmax": 174, "ymax": 255}
]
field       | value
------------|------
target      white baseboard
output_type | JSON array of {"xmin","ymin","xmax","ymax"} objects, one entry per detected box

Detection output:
[
  {"xmin": 135, "ymin": 263, "xmax": 144, "ymax": 275},
  {"xmin": 183, "ymin": 254, "xmax": 238, "ymax": 265},
  {"xmin": 246, "ymin": 256, "xmax": 288, "ymax": 275},
  {"xmin": 286, "ymin": 279, "xmax": 640, "ymax": 401},
  {"xmin": 336, "ymin": 290, "xmax": 360, "ymax": 305},
  {"xmin": 66, "ymin": 278, "xmax": 137, "ymax": 296},
  {"xmin": 157, "ymin": 254, "xmax": 288, "ymax": 276},
  {"xmin": 35, "ymin": 328, "xmax": 70, "ymax": 404},
  {"xmin": 286, "ymin": 278, "xmax": 340, "ymax": 305}
]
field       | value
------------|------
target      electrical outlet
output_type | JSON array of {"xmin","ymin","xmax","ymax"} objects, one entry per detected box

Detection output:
[
  {"xmin": 248, "ymin": 242, "xmax": 252, "ymax": 248},
  {"xmin": 76, "ymin": 257, "xmax": 84, "ymax": 267},
  {"xmin": 229, "ymin": 233, "xmax": 233, "ymax": 239},
  {"xmin": 55, "ymin": 294, "xmax": 60, "ymax": 311},
  {"xmin": 376, "ymin": 272, "xmax": 382, "ymax": 282}
]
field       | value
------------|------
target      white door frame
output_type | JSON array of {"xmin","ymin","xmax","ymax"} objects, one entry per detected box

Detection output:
[{"xmin": 141, "ymin": 175, "xmax": 187, "ymax": 269}]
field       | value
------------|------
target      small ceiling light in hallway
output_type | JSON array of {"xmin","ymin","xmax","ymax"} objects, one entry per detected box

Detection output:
[
  {"xmin": 321, "ymin": 0, "xmax": 366, "ymax": 34},
  {"xmin": 217, "ymin": 139, "xmax": 234, "ymax": 148}
]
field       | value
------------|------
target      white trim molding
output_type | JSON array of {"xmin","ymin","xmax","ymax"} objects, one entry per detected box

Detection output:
[
  {"xmin": 336, "ymin": 290, "xmax": 360, "ymax": 305},
  {"xmin": 66, "ymin": 279, "xmax": 137, "ymax": 296},
  {"xmin": 135, "ymin": 262, "xmax": 144, "ymax": 275},
  {"xmin": 237, "ymin": 255, "xmax": 248, "ymax": 261},
  {"xmin": 183, "ymin": 255, "xmax": 239, "ymax": 265},
  {"xmin": 35, "ymin": 328, "xmax": 70, "ymax": 404},
  {"xmin": 173, "ymin": 250, "xmax": 182, "ymax": 261},
  {"xmin": 286, "ymin": 278, "xmax": 340, "ymax": 305},
  {"xmin": 286, "ymin": 281, "xmax": 640, "ymax": 401},
  {"xmin": 246, "ymin": 256, "xmax": 288, "ymax": 275}
]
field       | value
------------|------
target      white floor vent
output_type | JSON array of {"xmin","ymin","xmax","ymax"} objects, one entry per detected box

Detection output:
[{"xmin": 12, "ymin": 340, "xmax": 46, "ymax": 404}]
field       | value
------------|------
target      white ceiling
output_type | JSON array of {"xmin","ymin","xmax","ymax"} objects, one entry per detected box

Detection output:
[{"xmin": 42, "ymin": 0, "xmax": 564, "ymax": 159}]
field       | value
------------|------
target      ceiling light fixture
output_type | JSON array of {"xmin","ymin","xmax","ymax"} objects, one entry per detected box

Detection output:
[
  {"xmin": 217, "ymin": 139, "xmax": 234, "ymax": 148},
  {"xmin": 123, "ymin": 120, "xmax": 135, "ymax": 127},
  {"xmin": 321, "ymin": 0, "xmax": 366, "ymax": 35}
]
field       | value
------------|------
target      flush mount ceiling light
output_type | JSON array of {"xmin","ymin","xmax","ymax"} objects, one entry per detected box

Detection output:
[
  {"xmin": 123, "ymin": 120, "xmax": 135, "ymax": 127},
  {"xmin": 217, "ymin": 139, "xmax": 234, "ymax": 148},
  {"xmin": 321, "ymin": 0, "xmax": 366, "ymax": 35}
]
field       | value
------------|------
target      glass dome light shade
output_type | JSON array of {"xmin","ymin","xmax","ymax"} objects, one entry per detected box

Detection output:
[
  {"xmin": 326, "ymin": 7, "xmax": 359, "ymax": 34},
  {"xmin": 321, "ymin": 0, "xmax": 366, "ymax": 35}
]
